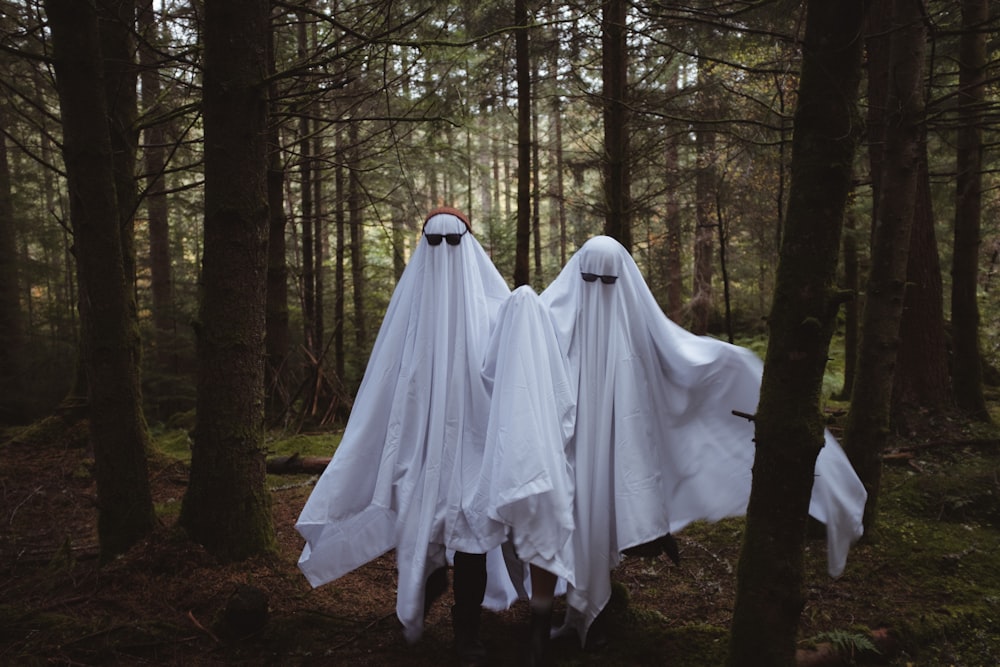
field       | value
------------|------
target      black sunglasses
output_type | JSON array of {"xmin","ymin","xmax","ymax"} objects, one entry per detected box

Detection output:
[
  {"xmin": 581, "ymin": 272, "xmax": 618, "ymax": 284},
  {"xmin": 425, "ymin": 228, "xmax": 469, "ymax": 246}
]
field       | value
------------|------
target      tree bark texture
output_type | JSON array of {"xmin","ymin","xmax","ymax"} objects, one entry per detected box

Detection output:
[
  {"xmin": 664, "ymin": 74, "xmax": 683, "ymax": 323},
  {"xmin": 691, "ymin": 122, "xmax": 716, "ymax": 335},
  {"xmin": 44, "ymin": 0, "xmax": 156, "ymax": 561},
  {"xmin": 98, "ymin": 0, "xmax": 139, "ymax": 299},
  {"xmin": 844, "ymin": 0, "xmax": 927, "ymax": 535},
  {"xmin": 179, "ymin": 0, "xmax": 275, "ymax": 560},
  {"xmin": 862, "ymin": 0, "xmax": 952, "ymax": 423},
  {"xmin": 893, "ymin": 153, "xmax": 952, "ymax": 421},
  {"xmin": 514, "ymin": 0, "xmax": 531, "ymax": 287},
  {"xmin": 601, "ymin": 0, "xmax": 631, "ymax": 252},
  {"xmin": 138, "ymin": 0, "xmax": 176, "ymax": 374},
  {"xmin": 951, "ymin": 0, "xmax": 991, "ymax": 421},
  {"xmin": 348, "ymin": 122, "xmax": 367, "ymax": 352},
  {"xmin": 99, "ymin": 0, "xmax": 151, "ymax": 418},
  {"xmin": 312, "ymin": 128, "xmax": 325, "ymax": 366},
  {"xmin": 0, "ymin": 106, "xmax": 26, "ymax": 423},
  {"xmin": 334, "ymin": 130, "xmax": 346, "ymax": 382},
  {"xmin": 297, "ymin": 11, "xmax": 316, "ymax": 358},
  {"xmin": 547, "ymin": 33, "xmax": 567, "ymax": 269},
  {"xmin": 265, "ymin": 11, "xmax": 291, "ymax": 420},
  {"xmin": 727, "ymin": 1, "xmax": 867, "ymax": 665},
  {"xmin": 532, "ymin": 79, "xmax": 542, "ymax": 282}
]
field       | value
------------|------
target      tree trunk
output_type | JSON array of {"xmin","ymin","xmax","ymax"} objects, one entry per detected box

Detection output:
[
  {"xmin": 312, "ymin": 128, "xmax": 325, "ymax": 367},
  {"xmin": 298, "ymin": 11, "xmax": 316, "ymax": 357},
  {"xmin": 492, "ymin": 133, "xmax": 502, "ymax": 249},
  {"xmin": 664, "ymin": 77, "xmax": 683, "ymax": 324},
  {"xmin": 265, "ymin": 10, "xmax": 290, "ymax": 421},
  {"xmin": 727, "ymin": 1, "xmax": 867, "ymax": 664},
  {"xmin": 602, "ymin": 0, "xmax": 631, "ymax": 252},
  {"xmin": 45, "ymin": 0, "xmax": 156, "ymax": 561},
  {"xmin": 334, "ymin": 129, "xmax": 346, "ymax": 383},
  {"xmin": 138, "ymin": 0, "xmax": 175, "ymax": 375},
  {"xmin": 691, "ymin": 122, "xmax": 715, "ymax": 335},
  {"xmin": 532, "ymin": 65, "xmax": 542, "ymax": 283},
  {"xmin": 836, "ymin": 206, "xmax": 859, "ymax": 400},
  {"xmin": 547, "ymin": 29, "xmax": 567, "ymax": 269},
  {"xmin": 0, "ymin": 105, "xmax": 26, "ymax": 424},
  {"xmin": 514, "ymin": 0, "xmax": 531, "ymax": 287},
  {"xmin": 98, "ymin": 0, "xmax": 147, "ymax": 422},
  {"xmin": 476, "ymin": 101, "xmax": 493, "ymax": 253},
  {"xmin": 299, "ymin": 100, "xmax": 317, "ymax": 414},
  {"xmin": 861, "ymin": 0, "xmax": 953, "ymax": 425},
  {"xmin": 348, "ymin": 122, "xmax": 367, "ymax": 352},
  {"xmin": 843, "ymin": 0, "xmax": 926, "ymax": 535},
  {"xmin": 892, "ymin": 149, "xmax": 952, "ymax": 422},
  {"xmin": 179, "ymin": 0, "xmax": 275, "ymax": 561},
  {"xmin": 98, "ymin": 0, "xmax": 139, "ymax": 300},
  {"xmin": 717, "ymin": 202, "xmax": 734, "ymax": 343},
  {"xmin": 951, "ymin": 0, "xmax": 991, "ymax": 421}
]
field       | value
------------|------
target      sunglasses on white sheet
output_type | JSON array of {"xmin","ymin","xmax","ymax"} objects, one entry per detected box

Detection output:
[
  {"xmin": 581, "ymin": 272, "xmax": 618, "ymax": 284},
  {"xmin": 424, "ymin": 228, "xmax": 468, "ymax": 246}
]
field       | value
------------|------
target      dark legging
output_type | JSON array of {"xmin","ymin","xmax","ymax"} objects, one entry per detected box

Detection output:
[{"xmin": 452, "ymin": 551, "xmax": 487, "ymax": 612}]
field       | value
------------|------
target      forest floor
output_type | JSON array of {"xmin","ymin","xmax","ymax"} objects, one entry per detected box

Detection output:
[{"xmin": 1, "ymin": 406, "xmax": 999, "ymax": 667}]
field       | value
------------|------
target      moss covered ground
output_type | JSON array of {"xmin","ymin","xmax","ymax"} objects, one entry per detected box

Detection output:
[{"xmin": 1, "ymin": 408, "xmax": 998, "ymax": 665}]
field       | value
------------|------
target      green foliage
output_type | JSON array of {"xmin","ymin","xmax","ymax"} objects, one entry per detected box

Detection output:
[
  {"xmin": 882, "ymin": 446, "xmax": 1000, "ymax": 528},
  {"xmin": 3, "ymin": 414, "xmax": 88, "ymax": 449},
  {"xmin": 804, "ymin": 629, "xmax": 879, "ymax": 663},
  {"xmin": 150, "ymin": 426, "xmax": 192, "ymax": 464},
  {"xmin": 843, "ymin": 446, "xmax": 1000, "ymax": 665},
  {"xmin": 266, "ymin": 432, "xmax": 342, "ymax": 458},
  {"xmin": 732, "ymin": 334, "xmax": 767, "ymax": 360}
]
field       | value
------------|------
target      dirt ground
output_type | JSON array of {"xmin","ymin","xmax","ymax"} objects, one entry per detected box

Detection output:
[{"xmin": 1, "ymin": 414, "xmax": 998, "ymax": 666}]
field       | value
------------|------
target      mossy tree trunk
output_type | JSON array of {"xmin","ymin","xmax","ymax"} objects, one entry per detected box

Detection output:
[
  {"xmin": 179, "ymin": 0, "xmax": 275, "ymax": 561},
  {"xmin": 843, "ymin": 0, "xmax": 927, "ymax": 535},
  {"xmin": 727, "ymin": 1, "xmax": 867, "ymax": 665},
  {"xmin": 45, "ymin": 0, "xmax": 157, "ymax": 561}
]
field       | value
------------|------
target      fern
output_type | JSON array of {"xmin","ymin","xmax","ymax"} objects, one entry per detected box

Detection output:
[{"xmin": 808, "ymin": 629, "xmax": 880, "ymax": 663}]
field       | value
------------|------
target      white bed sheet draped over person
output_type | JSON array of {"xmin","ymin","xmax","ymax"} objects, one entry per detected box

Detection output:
[
  {"xmin": 295, "ymin": 209, "xmax": 514, "ymax": 643},
  {"xmin": 537, "ymin": 235, "xmax": 867, "ymax": 645},
  {"xmin": 472, "ymin": 285, "xmax": 577, "ymax": 584}
]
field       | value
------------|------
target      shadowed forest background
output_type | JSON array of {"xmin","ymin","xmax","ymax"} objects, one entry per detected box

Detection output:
[{"xmin": 2, "ymin": 0, "xmax": 1000, "ymax": 665}]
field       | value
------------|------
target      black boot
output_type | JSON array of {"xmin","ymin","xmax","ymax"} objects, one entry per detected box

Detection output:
[
  {"xmin": 622, "ymin": 532, "xmax": 680, "ymax": 565},
  {"xmin": 452, "ymin": 552, "xmax": 488, "ymax": 666},
  {"xmin": 524, "ymin": 606, "xmax": 553, "ymax": 667},
  {"xmin": 452, "ymin": 603, "xmax": 487, "ymax": 666}
]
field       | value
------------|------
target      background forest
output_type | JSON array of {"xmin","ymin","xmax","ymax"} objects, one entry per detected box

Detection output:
[
  {"xmin": 2, "ymin": 1, "xmax": 999, "ymax": 424},
  {"xmin": 2, "ymin": 0, "xmax": 1000, "ymax": 666}
]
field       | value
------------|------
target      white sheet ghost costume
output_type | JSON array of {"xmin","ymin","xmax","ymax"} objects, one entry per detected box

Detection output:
[
  {"xmin": 295, "ymin": 209, "xmax": 516, "ymax": 643},
  {"xmin": 471, "ymin": 285, "xmax": 577, "ymax": 585},
  {"xmin": 524, "ymin": 235, "xmax": 868, "ymax": 645}
]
